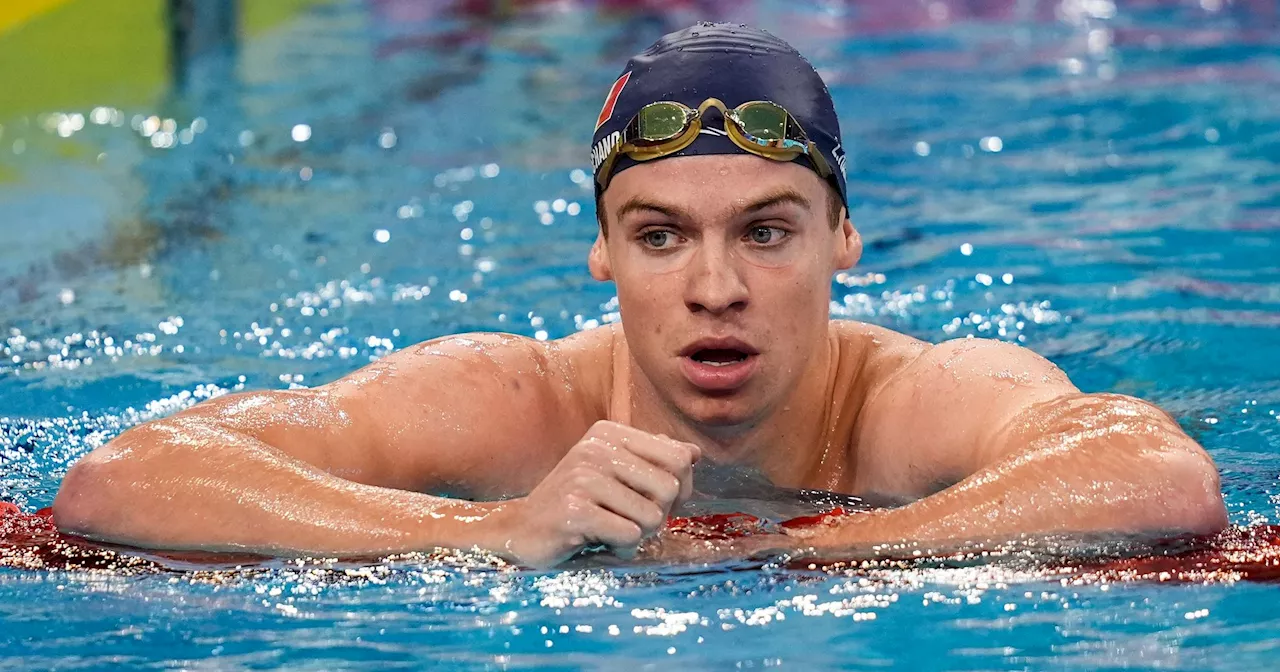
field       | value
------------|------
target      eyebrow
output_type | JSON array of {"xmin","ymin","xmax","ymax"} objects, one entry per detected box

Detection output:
[
  {"xmin": 613, "ymin": 188, "xmax": 813, "ymax": 225},
  {"xmin": 741, "ymin": 188, "xmax": 813, "ymax": 215},
  {"xmin": 615, "ymin": 197, "xmax": 682, "ymax": 223}
]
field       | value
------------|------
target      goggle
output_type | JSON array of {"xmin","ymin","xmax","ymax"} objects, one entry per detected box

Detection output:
[{"xmin": 595, "ymin": 97, "xmax": 834, "ymax": 191}]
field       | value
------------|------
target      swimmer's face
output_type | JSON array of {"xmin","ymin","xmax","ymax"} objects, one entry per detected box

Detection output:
[{"xmin": 590, "ymin": 154, "xmax": 861, "ymax": 428}]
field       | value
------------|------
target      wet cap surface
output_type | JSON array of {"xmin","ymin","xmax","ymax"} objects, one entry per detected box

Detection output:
[{"xmin": 590, "ymin": 22, "xmax": 849, "ymax": 206}]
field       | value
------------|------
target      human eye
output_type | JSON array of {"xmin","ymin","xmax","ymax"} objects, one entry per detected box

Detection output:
[
  {"xmin": 745, "ymin": 225, "xmax": 788, "ymax": 246},
  {"xmin": 638, "ymin": 228, "xmax": 681, "ymax": 250}
]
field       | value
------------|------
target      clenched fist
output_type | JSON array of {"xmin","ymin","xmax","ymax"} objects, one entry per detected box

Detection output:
[{"xmin": 492, "ymin": 420, "xmax": 700, "ymax": 568}]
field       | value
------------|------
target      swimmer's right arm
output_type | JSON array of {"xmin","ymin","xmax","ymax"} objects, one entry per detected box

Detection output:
[{"xmin": 52, "ymin": 328, "xmax": 698, "ymax": 567}]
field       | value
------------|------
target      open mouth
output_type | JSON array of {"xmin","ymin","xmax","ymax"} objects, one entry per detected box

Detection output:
[
  {"xmin": 678, "ymin": 337, "xmax": 760, "ymax": 390},
  {"xmin": 689, "ymin": 348, "xmax": 752, "ymax": 367},
  {"xmin": 679, "ymin": 341, "xmax": 760, "ymax": 392},
  {"xmin": 679, "ymin": 339, "xmax": 760, "ymax": 391}
]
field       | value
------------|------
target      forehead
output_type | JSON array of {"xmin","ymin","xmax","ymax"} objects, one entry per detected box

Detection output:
[{"xmin": 603, "ymin": 154, "xmax": 827, "ymax": 215}]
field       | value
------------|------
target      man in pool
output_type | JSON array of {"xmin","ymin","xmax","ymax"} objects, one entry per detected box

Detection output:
[{"xmin": 52, "ymin": 23, "xmax": 1226, "ymax": 568}]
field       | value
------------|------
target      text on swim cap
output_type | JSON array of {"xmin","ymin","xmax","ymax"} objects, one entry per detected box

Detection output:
[{"xmin": 591, "ymin": 131, "xmax": 621, "ymax": 174}]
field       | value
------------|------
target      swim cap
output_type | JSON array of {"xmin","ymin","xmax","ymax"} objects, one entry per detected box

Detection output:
[{"xmin": 590, "ymin": 22, "xmax": 848, "ymax": 206}]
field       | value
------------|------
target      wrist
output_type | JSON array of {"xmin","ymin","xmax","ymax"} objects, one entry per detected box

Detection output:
[
  {"xmin": 401, "ymin": 496, "xmax": 519, "ymax": 560},
  {"xmin": 459, "ymin": 497, "xmax": 523, "ymax": 562}
]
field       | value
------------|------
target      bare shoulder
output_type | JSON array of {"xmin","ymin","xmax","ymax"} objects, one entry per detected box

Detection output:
[
  {"xmin": 900, "ymin": 337, "xmax": 1076, "ymax": 397},
  {"xmin": 310, "ymin": 327, "xmax": 617, "ymax": 497},
  {"xmin": 327, "ymin": 326, "xmax": 615, "ymax": 410},
  {"xmin": 828, "ymin": 319, "xmax": 930, "ymax": 387},
  {"xmin": 847, "ymin": 332, "xmax": 1079, "ymax": 498}
]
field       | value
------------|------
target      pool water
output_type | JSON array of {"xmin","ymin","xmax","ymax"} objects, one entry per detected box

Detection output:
[{"xmin": 2, "ymin": 0, "xmax": 1280, "ymax": 668}]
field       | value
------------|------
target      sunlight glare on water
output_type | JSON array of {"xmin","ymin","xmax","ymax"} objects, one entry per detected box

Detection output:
[{"xmin": 1, "ymin": 0, "xmax": 1279, "ymax": 668}]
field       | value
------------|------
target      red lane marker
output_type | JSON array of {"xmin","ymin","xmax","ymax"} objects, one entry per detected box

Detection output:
[
  {"xmin": 669, "ymin": 510, "xmax": 1280, "ymax": 584},
  {"xmin": 0, "ymin": 505, "xmax": 265, "ymax": 572},
  {"xmin": 1070, "ymin": 524, "xmax": 1280, "ymax": 584},
  {"xmin": 777, "ymin": 507, "xmax": 851, "ymax": 530},
  {"xmin": 0, "ymin": 505, "xmax": 94, "ymax": 571},
  {"xmin": 664, "ymin": 512, "xmax": 765, "ymax": 540},
  {"xmin": 7, "ymin": 502, "xmax": 1280, "ymax": 583}
]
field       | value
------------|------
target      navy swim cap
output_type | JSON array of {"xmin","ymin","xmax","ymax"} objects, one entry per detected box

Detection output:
[{"xmin": 590, "ymin": 22, "xmax": 848, "ymax": 207}]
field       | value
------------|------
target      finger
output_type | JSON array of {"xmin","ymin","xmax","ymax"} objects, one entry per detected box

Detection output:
[
  {"xmin": 587, "ymin": 444, "xmax": 684, "ymax": 512},
  {"xmin": 583, "ymin": 426, "xmax": 699, "ymax": 506},
  {"xmin": 579, "ymin": 470, "xmax": 667, "ymax": 537},
  {"xmin": 623, "ymin": 436, "xmax": 696, "ymax": 507},
  {"xmin": 670, "ymin": 449, "xmax": 695, "ymax": 508},
  {"xmin": 574, "ymin": 503, "xmax": 644, "ymax": 552},
  {"xmin": 598, "ymin": 423, "xmax": 701, "ymax": 471},
  {"xmin": 626, "ymin": 436, "xmax": 696, "ymax": 505}
]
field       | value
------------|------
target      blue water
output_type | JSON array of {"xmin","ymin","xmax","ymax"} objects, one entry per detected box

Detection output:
[{"xmin": 2, "ymin": 0, "xmax": 1280, "ymax": 668}]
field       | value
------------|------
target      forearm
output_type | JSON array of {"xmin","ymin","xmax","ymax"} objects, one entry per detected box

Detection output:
[
  {"xmin": 819, "ymin": 398, "xmax": 1226, "ymax": 548},
  {"xmin": 53, "ymin": 418, "xmax": 509, "ymax": 557}
]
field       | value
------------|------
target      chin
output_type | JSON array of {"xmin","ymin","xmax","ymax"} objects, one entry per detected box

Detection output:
[{"xmin": 675, "ymin": 392, "xmax": 765, "ymax": 429}]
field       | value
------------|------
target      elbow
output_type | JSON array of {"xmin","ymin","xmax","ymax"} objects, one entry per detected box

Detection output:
[
  {"xmin": 1091, "ymin": 396, "xmax": 1228, "ymax": 537},
  {"xmin": 52, "ymin": 450, "xmax": 121, "ymax": 536},
  {"xmin": 1151, "ymin": 447, "xmax": 1228, "ymax": 537},
  {"xmin": 51, "ymin": 423, "xmax": 177, "ymax": 538}
]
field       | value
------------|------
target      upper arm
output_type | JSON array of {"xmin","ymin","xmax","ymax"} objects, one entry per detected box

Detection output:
[
  {"xmin": 853, "ymin": 337, "xmax": 1079, "ymax": 498},
  {"xmin": 179, "ymin": 330, "xmax": 608, "ymax": 499}
]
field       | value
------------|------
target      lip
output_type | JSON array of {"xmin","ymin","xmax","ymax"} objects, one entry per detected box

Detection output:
[
  {"xmin": 678, "ymin": 337, "xmax": 761, "ymax": 392},
  {"xmin": 678, "ymin": 337, "xmax": 760, "ymax": 358}
]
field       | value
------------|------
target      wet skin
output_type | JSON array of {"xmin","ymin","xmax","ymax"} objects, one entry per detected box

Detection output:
[{"xmin": 52, "ymin": 155, "xmax": 1227, "ymax": 568}]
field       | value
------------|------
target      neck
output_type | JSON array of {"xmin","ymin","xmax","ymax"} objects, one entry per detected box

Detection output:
[{"xmin": 616, "ymin": 330, "xmax": 851, "ymax": 490}]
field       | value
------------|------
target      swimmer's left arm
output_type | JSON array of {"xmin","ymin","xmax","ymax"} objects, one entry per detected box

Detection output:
[{"xmin": 814, "ymin": 338, "xmax": 1227, "ymax": 549}]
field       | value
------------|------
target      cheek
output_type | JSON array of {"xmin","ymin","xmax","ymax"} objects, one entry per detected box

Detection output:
[
  {"xmin": 755, "ymin": 273, "xmax": 830, "ymax": 353},
  {"xmin": 761, "ymin": 264, "xmax": 830, "ymax": 308},
  {"xmin": 614, "ymin": 269, "xmax": 679, "ymax": 330},
  {"xmin": 616, "ymin": 260, "xmax": 680, "ymax": 300}
]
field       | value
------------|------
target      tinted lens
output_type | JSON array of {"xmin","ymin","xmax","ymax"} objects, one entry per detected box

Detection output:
[
  {"xmin": 735, "ymin": 102, "xmax": 789, "ymax": 141},
  {"xmin": 635, "ymin": 103, "xmax": 690, "ymax": 142}
]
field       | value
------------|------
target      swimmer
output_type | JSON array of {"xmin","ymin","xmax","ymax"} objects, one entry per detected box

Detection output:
[{"xmin": 52, "ymin": 23, "xmax": 1226, "ymax": 568}]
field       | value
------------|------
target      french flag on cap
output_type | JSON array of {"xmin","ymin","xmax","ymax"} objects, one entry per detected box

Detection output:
[{"xmin": 595, "ymin": 71, "xmax": 631, "ymax": 130}]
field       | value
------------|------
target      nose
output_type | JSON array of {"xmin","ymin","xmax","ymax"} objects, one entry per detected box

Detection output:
[{"xmin": 683, "ymin": 241, "xmax": 749, "ymax": 316}]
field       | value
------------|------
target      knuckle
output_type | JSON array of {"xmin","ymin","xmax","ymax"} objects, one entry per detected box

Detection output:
[
  {"xmin": 660, "ymin": 439, "xmax": 694, "ymax": 462},
  {"xmin": 577, "ymin": 438, "xmax": 607, "ymax": 460},
  {"xmin": 658, "ymin": 475, "xmax": 681, "ymax": 503},
  {"xmin": 640, "ymin": 505, "xmax": 665, "ymax": 532},
  {"xmin": 590, "ymin": 419, "xmax": 622, "ymax": 437},
  {"xmin": 568, "ymin": 468, "xmax": 598, "ymax": 494},
  {"xmin": 562, "ymin": 493, "xmax": 588, "ymax": 516}
]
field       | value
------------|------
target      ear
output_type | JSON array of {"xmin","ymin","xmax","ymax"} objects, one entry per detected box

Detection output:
[
  {"xmin": 834, "ymin": 208, "xmax": 861, "ymax": 270},
  {"xmin": 588, "ymin": 230, "xmax": 613, "ymax": 281}
]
